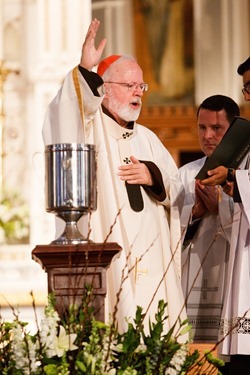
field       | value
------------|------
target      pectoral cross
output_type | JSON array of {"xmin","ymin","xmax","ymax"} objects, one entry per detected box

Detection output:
[
  {"xmin": 135, "ymin": 257, "xmax": 148, "ymax": 282},
  {"xmin": 0, "ymin": 60, "xmax": 19, "ymax": 188}
]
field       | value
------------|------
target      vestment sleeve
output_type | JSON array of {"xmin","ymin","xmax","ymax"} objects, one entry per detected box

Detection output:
[
  {"xmin": 140, "ymin": 160, "xmax": 166, "ymax": 202},
  {"xmin": 235, "ymin": 169, "xmax": 250, "ymax": 226},
  {"xmin": 78, "ymin": 65, "xmax": 103, "ymax": 95}
]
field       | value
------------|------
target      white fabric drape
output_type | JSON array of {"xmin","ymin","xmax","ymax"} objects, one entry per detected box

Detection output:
[
  {"xmin": 219, "ymin": 155, "xmax": 250, "ymax": 355},
  {"xmin": 180, "ymin": 157, "xmax": 233, "ymax": 342}
]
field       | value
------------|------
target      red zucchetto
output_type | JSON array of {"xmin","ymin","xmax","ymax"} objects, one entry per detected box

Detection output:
[{"xmin": 97, "ymin": 55, "xmax": 121, "ymax": 76}]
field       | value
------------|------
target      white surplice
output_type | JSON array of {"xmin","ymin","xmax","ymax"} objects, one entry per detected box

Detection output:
[
  {"xmin": 42, "ymin": 68, "xmax": 187, "ymax": 334},
  {"xmin": 219, "ymin": 155, "xmax": 250, "ymax": 355},
  {"xmin": 179, "ymin": 157, "xmax": 233, "ymax": 342}
]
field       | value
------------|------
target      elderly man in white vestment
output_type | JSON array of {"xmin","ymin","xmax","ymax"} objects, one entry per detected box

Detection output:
[
  {"xmin": 200, "ymin": 58, "xmax": 250, "ymax": 374},
  {"xmin": 180, "ymin": 95, "xmax": 239, "ymax": 344},
  {"xmin": 42, "ymin": 18, "xmax": 187, "ymax": 334}
]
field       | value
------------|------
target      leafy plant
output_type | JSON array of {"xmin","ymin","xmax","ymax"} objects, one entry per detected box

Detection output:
[{"xmin": 0, "ymin": 292, "xmax": 224, "ymax": 374}]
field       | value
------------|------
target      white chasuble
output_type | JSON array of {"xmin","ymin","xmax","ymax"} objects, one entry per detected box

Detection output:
[
  {"xmin": 219, "ymin": 155, "xmax": 250, "ymax": 355},
  {"xmin": 179, "ymin": 157, "xmax": 233, "ymax": 343},
  {"xmin": 42, "ymin": 68, "xmax": 187, "ymax": 335}
]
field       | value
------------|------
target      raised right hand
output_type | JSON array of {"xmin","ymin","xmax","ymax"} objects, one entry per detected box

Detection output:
[{"xmin": 80, "ymin": 18, "xmax": 107, "ymax": 71}]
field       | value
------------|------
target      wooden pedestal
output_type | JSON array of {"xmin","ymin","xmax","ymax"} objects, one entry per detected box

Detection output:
[{"xmin": 32, "ymin": 242, "xmax": 122, "ymax": 321}]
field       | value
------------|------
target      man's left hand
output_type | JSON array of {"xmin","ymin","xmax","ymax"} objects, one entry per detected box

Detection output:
[{"xmin": 118, "ymin": 156, "xmax": 153, "ymax": 186}]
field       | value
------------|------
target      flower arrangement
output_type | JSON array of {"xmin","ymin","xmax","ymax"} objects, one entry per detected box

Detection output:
[
  {"xmin": 0, "ymin": 190, "xmax": 29, "ymax": 244},
  {"xmin": 0, "ymin": 291, "xmax": 224, "ymax": 375}
]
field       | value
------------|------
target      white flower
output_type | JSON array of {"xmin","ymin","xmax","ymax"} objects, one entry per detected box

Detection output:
[
  {"xmin": 39, "ymin": 305, "xmax": 60, "ymax": 357},
  {"xmin": 165, "ymin": 368, "xmax": 178, "ymax": 375},
  {"xmin": 11, "ymin": 322, "xmax": 37, "ymax": 374},
  {"xmin": 165, "ymin": 344, "xmax": 188, "ymax": 374},
  {"xmin": 0, "ymin": 339, "xmax": 8, "ymax": 349},
  {"xmin": 54, "ymin": 325, "xmax": 78, "ymax": 357},
  {"xmin": 135, "ymin": 343, "xmax": 147, "ymax": 353},
  {"xmin": 107, "ymin": 370, "xmax": 116, "ymax": 375}
]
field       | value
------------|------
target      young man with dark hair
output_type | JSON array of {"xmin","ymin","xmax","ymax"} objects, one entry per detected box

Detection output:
[
  {"xmin": 201, "ymin": 58, "xmax": 250, "ymax": 374},
  {"xmin": 180, "ymin": 95, "xmax": 239, "ymax": 346}
]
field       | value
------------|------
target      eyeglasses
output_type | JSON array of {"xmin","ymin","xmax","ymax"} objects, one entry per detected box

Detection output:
[
  {"xmin": 242, "ymin": 82, "xmax": 250, "ymax": 95},
  {"xmin": 104, "ymin": 81, "xmax": 148, "ymax": 92}
]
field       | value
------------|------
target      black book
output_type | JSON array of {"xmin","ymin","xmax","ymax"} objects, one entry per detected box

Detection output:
[{"xmin": 196, "ymin": 116, "xmax": 250, "ymax": 180}]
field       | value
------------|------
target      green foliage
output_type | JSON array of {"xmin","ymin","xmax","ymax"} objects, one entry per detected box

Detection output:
[{"xmin": 0, "ymin": 293, "xmax": 224, "ymax": 374}]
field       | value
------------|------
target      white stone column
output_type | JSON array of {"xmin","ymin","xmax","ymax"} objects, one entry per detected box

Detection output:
[
  {"xmin": 26, "ymin": 0, "xmax": 92, "ymax": 245},
  {"xmin": 193, "ymin": 0, "xmax": 250, "ymax": 105},
  {"xmin": 0, "ymin": 0, "xmax": 3, "ymax": 60}
]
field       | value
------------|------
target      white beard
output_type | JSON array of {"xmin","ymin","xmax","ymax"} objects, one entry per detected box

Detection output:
[
  {"xmin": 108, "ymin": 92, "xmax": 141, "ymax": 122},
  {"xmin": 115, "ymin": 106, "xmax": 141, "ymax": 122}
]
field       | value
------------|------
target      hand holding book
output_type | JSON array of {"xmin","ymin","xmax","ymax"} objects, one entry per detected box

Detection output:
[{"xmin": 196, "ymin": 117, "xmax": 250, "ymax": 181}]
